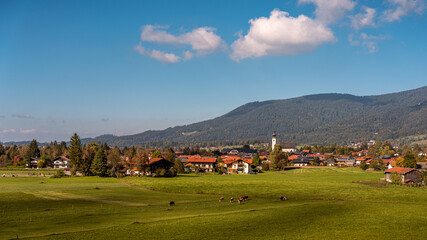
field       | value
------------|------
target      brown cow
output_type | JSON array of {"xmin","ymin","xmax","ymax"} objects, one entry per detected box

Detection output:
[
  {"xmin": 219, "ymin": 197, "xmax": 224, "ymax": 202},
  {"xmin": 230, "ymin": 197, "xmax": 234, "ymax": 203},
  {"xmin": 169, "ymin": 201, "xmax": 175, "ymax": 206},
  {"xmin": 238, "ymin": 197, "xmax": 243, "ymax": 204}
]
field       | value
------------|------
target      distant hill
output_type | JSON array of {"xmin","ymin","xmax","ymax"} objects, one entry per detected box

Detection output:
[{"xmin": 82, "ymin": 86, "xmax": 427, "ymax": 147}]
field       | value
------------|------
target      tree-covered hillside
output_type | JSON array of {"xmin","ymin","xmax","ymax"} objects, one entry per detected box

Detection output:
[{"xmin": 83, "ymin": 86, "xmax": 427, "ymax": 146}]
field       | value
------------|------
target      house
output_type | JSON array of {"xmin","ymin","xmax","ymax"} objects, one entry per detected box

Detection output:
[
  {"xmin": 386, "ymin": 160, "xmax": 396, "ymax": 169},
  {"xmin": 293, "ymin": 157, "xmax": 310, "ymax": 166},
  {"xmin": 187, "ymin": 156, "xmax": 217, "ymax": 172},
  {"xmin": 148, "ymin": 158, "xmax": 174, "ymax": 174},
  {"xmin": 229, "ymin": 159, "xmax": 253, "ymax": 174},
  {"xmin": 355, "ymin": 157, "xmax": 370, "ymax": 165},
  {"xmin": 416, "ymin": 162, "xmax": 427, "ymax": 170},
  {"xmin": 29, "ymin": 157, "xmax": 40, "ymax": 168},
  {"xmin": 52, "ymin": 156, "xmax": 70, "ymax": 169},
  {"xmin": 326, "ymin": 158, "xmax": 336, "ymax": 166},
  {"xmin": 384, "ymin": 167, "xmax": 421, "ymax": 184},
  {"xmin": 336, "ymin": 157, "xmax": 355, "ymax": 166}
]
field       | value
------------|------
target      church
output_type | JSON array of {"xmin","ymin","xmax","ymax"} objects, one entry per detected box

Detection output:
[{"xmin": 272, "ymin": 131, "xmax": 298, "ymax": 153}]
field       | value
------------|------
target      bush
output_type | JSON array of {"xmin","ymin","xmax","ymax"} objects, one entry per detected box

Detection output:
[
  {"xmin": 390, "ymin": 172, "xmax": 402, "ymax": 185},
  {"xmin": 360, "ymin": 161, "xmax": 368, "ymax": 170},
  {"xmin": 51, "ymin": 169, "xmax": 66, "ymax": 178},
  {"xmin": 262, "ymin": 163, "xmax": 269, "ymax": 171}
]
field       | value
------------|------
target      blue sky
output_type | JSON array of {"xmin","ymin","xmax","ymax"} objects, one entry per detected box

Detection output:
[{"xmin": 1, "ymin": 0, "xmax": 426, "ymax": 142}]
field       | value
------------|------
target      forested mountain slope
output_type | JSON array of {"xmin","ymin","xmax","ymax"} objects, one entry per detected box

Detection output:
[{"xmin": 83, "ymin": 86, "xmax": 427, "ymax": 146}]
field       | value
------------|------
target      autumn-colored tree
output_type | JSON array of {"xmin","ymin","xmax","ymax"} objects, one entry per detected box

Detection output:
[
  {"xmin": 395, "ymin": 157, "xmax": 404, "ymax": 167},
  {"xmin": 13, "ymin": 155, "xmax": 24, "ymax": 166}
]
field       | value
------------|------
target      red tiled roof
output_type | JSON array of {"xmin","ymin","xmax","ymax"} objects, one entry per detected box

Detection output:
[
  {"xmin": 384, "ymin": 167, "xmax": 417, "ymax": 174},
  {"xmin": 223, "ymin": 160, "xmax": 234, "ymax": 165},
  {"xmin": 187, "ymin": 156, "xmax": 217, "ymax": 163}
]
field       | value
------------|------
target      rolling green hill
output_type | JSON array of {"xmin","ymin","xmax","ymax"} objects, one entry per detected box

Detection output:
[{"xmin": 84, "ymin": 86, "xmax": 427, "ymax": 146}]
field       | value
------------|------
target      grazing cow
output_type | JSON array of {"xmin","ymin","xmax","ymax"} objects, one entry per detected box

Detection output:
[
  {"xmin": 243, "ymin": 195, "xmax": 248, "ymax": 200},
  {"xmin": 2, "ymin": 174, "xmax": 5, "ymax": 177},
  {"xmin": 219, "ymin": 197, "xmax": 224, "ymax": 202},
  {"xmin": 230, "ymin": 197, "xmax": 234, "ymax": 203},
  {"xmin": 238, "ymin": 198, "xmax": 243, "ymax": 204},
  {"xmin": 280, "ymin": 196, "xmax": 288, "ymax": 201},
  {"xmin": 169, "ymin": 201, "xmax": 175, "ymax": 206}
]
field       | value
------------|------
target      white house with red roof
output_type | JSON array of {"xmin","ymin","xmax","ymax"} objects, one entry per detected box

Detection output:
[
  {"xmin": 187, "ymin": 156, "xmax": 217, "ymax": 172},
  {"xmin": 53, "ymin": 156, "xmax": 70, "ymax": 169}
]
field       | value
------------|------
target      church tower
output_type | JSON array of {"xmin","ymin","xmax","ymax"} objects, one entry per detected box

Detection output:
[{"xmin": 272, "ymin": 130, "xmax": 277, "ymax": 150}]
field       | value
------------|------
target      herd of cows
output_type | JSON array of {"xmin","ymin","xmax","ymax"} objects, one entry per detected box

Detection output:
[{"xmin": 168, "ymin": 195, "xmax": 288, "ymax": 206}]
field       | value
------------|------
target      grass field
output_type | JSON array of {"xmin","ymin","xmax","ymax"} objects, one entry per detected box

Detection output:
[{"xmin": 0, "ymin": 168, "xmax": 426, "ymax": 239}]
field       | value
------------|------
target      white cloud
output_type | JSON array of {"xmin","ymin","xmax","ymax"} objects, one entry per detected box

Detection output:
[
  {"xmin": 183, "ymin": 51, "xmax": 194, "ymax": 61},
  {"xmin": 2, "ymin": 129, "xmax": 16, "ymax": 133},
  {"xmin": 230, "ymin": 9, "xmax": 336, "ymax": 61},
  {"xmin": 299, "ymin": 0, "xmax": 356, "ymax": 24},
  {"xmin": 382, "ymin": 0, "xmax": 424, "ymax": 22},
  {"xmin": 134, "ymin": 44, "xmax": 181, "ymax": 64},
  {"xmin": 351, "ymin": 7, "xmax": 376, "ymax": 29},
  {"xmin": 20, "ymin": 129, "xmax": 37, "ymax": 134},
  {"xmin": 136, "ymin": 25, "xmax": 224, "ymax": 63},
  {"xmin": 349, "ymin": 33, "xmax": 389, "ymax": 53},
  {"xmin": 141, "ymin": 25, "xmax": 224, "ymax": 52}
]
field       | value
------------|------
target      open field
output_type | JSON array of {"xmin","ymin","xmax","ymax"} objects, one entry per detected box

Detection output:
[{"xmin": 0, "ymin": 168, "xmax": 426, "ymax": 239}]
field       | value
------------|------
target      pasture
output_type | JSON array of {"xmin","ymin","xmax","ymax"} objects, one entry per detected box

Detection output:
[{"xmin": 0, "ymin": 168, "xmax": 426, "ymax": 239}]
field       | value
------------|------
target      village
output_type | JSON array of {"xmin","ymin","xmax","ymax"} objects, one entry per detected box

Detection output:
[{"xmin": 9, "ymin": 131, "xmax": 426, "ymax": 186}]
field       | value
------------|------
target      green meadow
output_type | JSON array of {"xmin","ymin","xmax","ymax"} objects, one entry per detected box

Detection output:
[{"xmin": 0, "ymin": 168, "xmax": 426, "ymax": 239}]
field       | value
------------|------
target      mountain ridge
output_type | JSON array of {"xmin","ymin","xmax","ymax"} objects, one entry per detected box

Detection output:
[{"xmin": 81, "ymin": 86, "xmax": 427, "ymax": 147}]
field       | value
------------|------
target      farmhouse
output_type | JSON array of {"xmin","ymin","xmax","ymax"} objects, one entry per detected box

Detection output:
[
  {"xmin": 53, "ymin": 156, "xmax": 70, "ymax": 169},
  {"xmin": 229, "ymin": 158, "xmax": 253, "ymax": 174},
  {"xmin": 148, "ymin": 158, "xmax": 174, "ymax": 174},
  {"xmin": 29, "ymin": 157, "xmax": 40, "ymax": 168},
  {"xmin": 187, "ymin": 156, "xmax": 217, "ymax": 172},
  {"xmin": 384, "ymin": 167, "xmax": 421, "ymax": 184}
]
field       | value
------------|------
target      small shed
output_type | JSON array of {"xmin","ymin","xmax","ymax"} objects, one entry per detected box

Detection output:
[{"xmin": 384, "ymin": 167, "xmax": 421, "ymax": 184}]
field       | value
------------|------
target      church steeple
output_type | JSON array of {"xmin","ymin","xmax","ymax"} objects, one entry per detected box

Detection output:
[{"xmin": 272, "ymin": 130, "xmax": 277, "ymax": 150}]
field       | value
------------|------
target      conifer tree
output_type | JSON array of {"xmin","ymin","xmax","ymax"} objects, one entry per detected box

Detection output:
[
  {"xmin": 91, "ymin": 146, "xmax": 108, "ymax": 177},
  {"xmin": 174, "ymin": 158, "xmax": 185, "ymax": 173},
  {"xmin": 68, "ymin": 133, "xmax": 83, "ymax": 174},
  {"xmin": 25, "ymin": 139, "xmax": 40, "ymax": 166}
]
